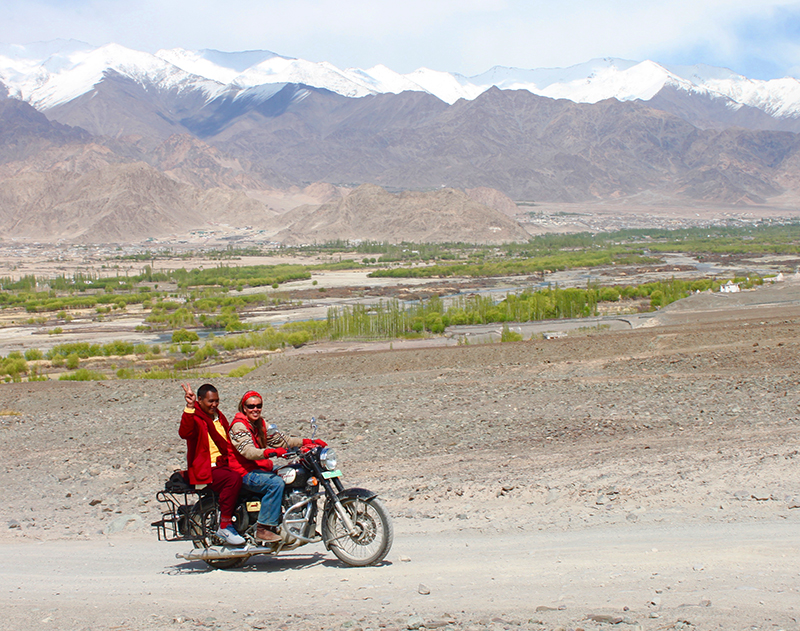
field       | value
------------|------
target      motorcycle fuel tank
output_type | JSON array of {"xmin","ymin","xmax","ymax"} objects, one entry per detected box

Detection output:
[{"xmin": 276, "ymin": 463, "xmax": 310, "ymax": 488}]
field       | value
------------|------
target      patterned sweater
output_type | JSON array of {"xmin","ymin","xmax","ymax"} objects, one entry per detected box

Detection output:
[{"xmin": 228, "ymin": 412, "xmax": 303, "ymax": 475}]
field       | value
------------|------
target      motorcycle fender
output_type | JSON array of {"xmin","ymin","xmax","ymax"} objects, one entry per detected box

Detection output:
[{"xmin": 337, "ymin": 487, "xmax": 378, "ymax": 502}]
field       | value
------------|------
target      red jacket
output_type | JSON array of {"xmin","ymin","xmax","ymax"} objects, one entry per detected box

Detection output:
[
  {"xmin": 178, "ymin": 406, "xmax": 233, "ymax": 485},
  {"xmin": 227, "ymin": 412, "xmax": 274, "ymax": 477}
]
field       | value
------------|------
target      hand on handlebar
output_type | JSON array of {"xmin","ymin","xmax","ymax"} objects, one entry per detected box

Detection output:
[{"xmin": 264, "ymin": 447, "xmax": 288, "ymax": 459}]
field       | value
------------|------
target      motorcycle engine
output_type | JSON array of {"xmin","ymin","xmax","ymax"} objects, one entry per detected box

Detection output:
[
  {"xmin": 283, "ymin": 490, "xmax": 317, "ymax": 540},
  {"xmin": 286, "ymin": 490, "xmax": 307, "ymax": 507}
]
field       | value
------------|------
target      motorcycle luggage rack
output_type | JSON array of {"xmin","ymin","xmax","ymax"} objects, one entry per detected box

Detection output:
[{"xmin": 151, "ymin": 488, "xmax": 209, "ymax": 542}]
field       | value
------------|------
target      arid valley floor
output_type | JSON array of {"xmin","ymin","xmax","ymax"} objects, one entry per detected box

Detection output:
[{"xmin": 1, "ymin": 281, "xmax": 799, "ymax": 631}]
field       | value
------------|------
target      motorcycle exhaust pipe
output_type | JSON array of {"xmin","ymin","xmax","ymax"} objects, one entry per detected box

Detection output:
[{"xmin": 176, "ymin": 547, "xmax": 260, "ymax": 561}]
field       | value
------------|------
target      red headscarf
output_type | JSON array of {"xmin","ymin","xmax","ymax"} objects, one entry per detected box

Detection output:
[
  {"xmin": 238, "ymin": 390, "xmax": 266, "ymax": 448},
  {"xmin": 240, "ymin": 390, "xmax": 262, "ymax": 408}
]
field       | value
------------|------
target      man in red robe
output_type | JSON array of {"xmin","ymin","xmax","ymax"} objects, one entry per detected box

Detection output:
[{"xmin": 179, "ymin": 383, "xmax": 245, "ymax": 546}]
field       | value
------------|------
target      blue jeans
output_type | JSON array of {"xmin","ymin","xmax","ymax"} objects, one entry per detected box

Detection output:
[{"xmin": 242, "ymin": 469, "xmax": 285, "ymax": 527}]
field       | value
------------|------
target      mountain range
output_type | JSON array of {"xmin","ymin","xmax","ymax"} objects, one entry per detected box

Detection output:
[
  {"xmin": 3, "ymin": 40, "xmax": 800, "ymax": 243},
  {"xmin": 6, "ymin": 40, "xmax": 800, "ymax": 119}
]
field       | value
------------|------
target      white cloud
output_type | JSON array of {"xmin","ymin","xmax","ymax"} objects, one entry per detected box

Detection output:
[{"xmin": 0, "ymin": 0, "xmax": 799, "ymax": 78}]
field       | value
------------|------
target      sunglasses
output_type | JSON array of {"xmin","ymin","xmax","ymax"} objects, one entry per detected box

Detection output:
[{"xmin": 244, "ymin": 403, "xmax": 263, "ymax": 410}]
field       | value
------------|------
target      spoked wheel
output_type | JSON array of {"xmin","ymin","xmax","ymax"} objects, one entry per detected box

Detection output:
[
  {"xmin": 187, "ymin": 500, "xmax": 246, "ymax": 570},
  {"xmin": 323, "ymin": 497, "xmax": 393, "ymax": 567}
]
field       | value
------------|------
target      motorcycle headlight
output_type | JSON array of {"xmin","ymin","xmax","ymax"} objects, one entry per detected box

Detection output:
[{"xmin": 320, "ymin": 447, "xmax": 338, "ymax": 471}]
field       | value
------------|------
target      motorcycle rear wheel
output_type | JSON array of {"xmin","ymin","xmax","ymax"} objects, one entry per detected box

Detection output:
[
  {"xmin": 187, "ymin": 500, "xmax": 246, "ymax": 570},
  {"xmin": 323, "ymin": 496, "xmax": 393, "ymax": 567}
]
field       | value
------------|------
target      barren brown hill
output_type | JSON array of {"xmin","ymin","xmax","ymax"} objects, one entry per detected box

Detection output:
[
  {"xmin": 465, "ymin": 186, "xmax": 519, "ymax": 215},
  {"xmin": 271, "ymin": 184, "xmax": 531, "ymax": 244},
  {"xmin": 0, "ymin": 161, "xmax": 278, "ymax": 241},
  {"xmin": 41, "ymin": 79, "xmax": 800, "ymax": 205},
  {"xmin": 643, "ymin": 84, "xmax": 800, "ymax": 133},
  {"xmin": 145, "ymin": 134, "xmax": 287, "ymax": 192},
  {"xmin": 45, "ymin": 70, "xmax": 211, "ymax": 140}
]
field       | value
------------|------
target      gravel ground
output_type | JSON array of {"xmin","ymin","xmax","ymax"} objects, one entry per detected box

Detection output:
[{"xmin": 1, "ymin": 282, "xmax": 800, "ymax": 630}]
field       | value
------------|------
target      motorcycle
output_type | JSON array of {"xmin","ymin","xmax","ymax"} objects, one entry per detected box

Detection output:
[{"xmin": 152, "ymin": 419, "xmax": 393, "ymax": 569}]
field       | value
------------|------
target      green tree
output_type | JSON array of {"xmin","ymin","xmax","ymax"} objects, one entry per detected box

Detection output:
[
  {"xmin": 65, "ymin": 353, "xmax": 80, "ymax": 370},
  {"xmin": 650, "ymin": 290, "xmax": 664, "ymax": 308},
  {"xmin": 501, "ymin": 325, "xmax": 523, "ymax": 342},
  {"xmin": 172, "ymin": 329, "xmax": 199, "ymax": 343}
]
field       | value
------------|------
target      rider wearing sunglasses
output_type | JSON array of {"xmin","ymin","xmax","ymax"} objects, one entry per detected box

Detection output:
[{"xmin": 227, "ymin": 390, "xmax": 314, "ymax": 542}]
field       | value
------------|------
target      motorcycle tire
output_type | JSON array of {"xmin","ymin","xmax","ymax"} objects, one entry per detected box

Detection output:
[
  {"xmin": 323, "ymin": 496, "xmax": 393, "ymax": 567},
  {"xmin": 187, "ymin": 500, "xmax": 246, "ymax": 570}
]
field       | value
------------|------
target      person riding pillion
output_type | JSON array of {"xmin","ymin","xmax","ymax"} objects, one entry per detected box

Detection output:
[
  {"xmin": 179, "ymin": 383, "xmax": 245, "ymax": 546},
  {"xmin": 227, "ymin": 390, "xmax": 325, "ymax": 543}
]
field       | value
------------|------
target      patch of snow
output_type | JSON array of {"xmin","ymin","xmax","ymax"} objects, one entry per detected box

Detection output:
[
  {"xmin": 232, "ymin": 57, "xmax": 374, "ymax": 98},
  {"xmin": 700, "ymin": 76, "xmax": 800, "ymax": 118},
  {"xmin": 156, "ymin": 48, "xmax": 243, "ymax": 85},
  {"xmin": 404, "ymin": 68, "xmax": 482, "ymax": 104},
  {"xmin": 341, "ymin": 64, "xmax": 426, "ymax": 95}
]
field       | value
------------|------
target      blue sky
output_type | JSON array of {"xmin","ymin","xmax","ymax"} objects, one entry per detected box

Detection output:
[{"xmin": 1, "ymin": 0, "xmax": 799, "ymax": 79}]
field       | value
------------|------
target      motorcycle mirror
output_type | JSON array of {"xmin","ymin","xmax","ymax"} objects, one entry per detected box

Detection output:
[
  {"xmin": 310, "ymin": 417, "xmax": 317, "ymax": 440},
  {"xmin": 267, "ymin": 423, "xmax": 278, "ymax": 436}
]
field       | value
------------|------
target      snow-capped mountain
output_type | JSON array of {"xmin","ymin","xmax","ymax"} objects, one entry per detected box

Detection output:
[
  {"xmin": 0, "ymin": 41, "xmax": 228, "ymax": 109},
  {"xmin": 3, "ymin": 41, "xmax": 800, "ymax": 120}
]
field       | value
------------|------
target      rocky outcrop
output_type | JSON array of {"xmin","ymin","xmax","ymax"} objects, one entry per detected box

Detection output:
[{"xmin": 271, "ymin": 184, "xmax": 530, "ymax": 244}]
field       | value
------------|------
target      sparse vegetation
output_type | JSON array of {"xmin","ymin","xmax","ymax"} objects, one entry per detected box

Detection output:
[
  {"xmin": 501, "ymin": 325, "xmax": 523, "ymax": 342},
  {"xmin": 325, "ymin": 276, "xmax": 763, "ymax": 339},
  {"xmin": 59, "ymin": 368, "xmax": 107, "ymax": 381},
  {"xmin": 0, "ymin": 353, "xmax": 28, "ymax": 381},
  {"xmin": 0, "ymin": 223, "xmax": 787, "ymax": 381},
  {"xmin": 227, "ymin": 365, "xmax": 256, "ymax": 377}
]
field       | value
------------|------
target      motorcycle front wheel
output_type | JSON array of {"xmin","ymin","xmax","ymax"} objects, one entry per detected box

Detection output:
[
  {"xmin": 187, "ymin": 500, "xmax": 246, "ymax": 570},
  {"xmin": 323, "ymin": 496, "xmax": 393, "ymax": 567}
]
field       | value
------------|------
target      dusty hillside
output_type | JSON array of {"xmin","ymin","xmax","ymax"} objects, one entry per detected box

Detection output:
[
  {"xmin": 0, "ymin": 161, "xmax": 283, "ymax": 241},
  {"xmin": 2, "ymin": 300, "xmax": 798, "ymax": 539},
  {"xmin": 272, "ymin": 184, "xmax": 530, "ymax": 244},
  {"xmin": 466, "ymin": 186, "xmax": 519, "ymax": 215},
  {"xmin": 1, "ymin": 290, "xmax": 799, "ymax": 630}
]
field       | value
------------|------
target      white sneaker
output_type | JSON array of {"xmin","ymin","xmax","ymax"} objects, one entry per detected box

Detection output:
[{"xmin": 215, "ymin": 525, "xmax": 245, "ymax": 546}]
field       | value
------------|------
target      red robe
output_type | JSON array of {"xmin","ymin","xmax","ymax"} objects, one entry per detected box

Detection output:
[{"xmin": 178, "ymin": 406, "xmax": 233, "ymax": 485}]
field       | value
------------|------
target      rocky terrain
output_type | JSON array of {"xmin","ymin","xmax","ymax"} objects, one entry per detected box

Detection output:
[
  {"xmin": 1, "ymin": 282, "xmax": 799, "ymax": 630},
  {"xmin": 272, "ymin": 185, "xmax": 530, "ymax": 245}
]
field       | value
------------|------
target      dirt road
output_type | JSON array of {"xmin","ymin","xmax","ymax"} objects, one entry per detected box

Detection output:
[{"xmin": 3, "ymin": 521, "xmax": 798, "ymax": 631}]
